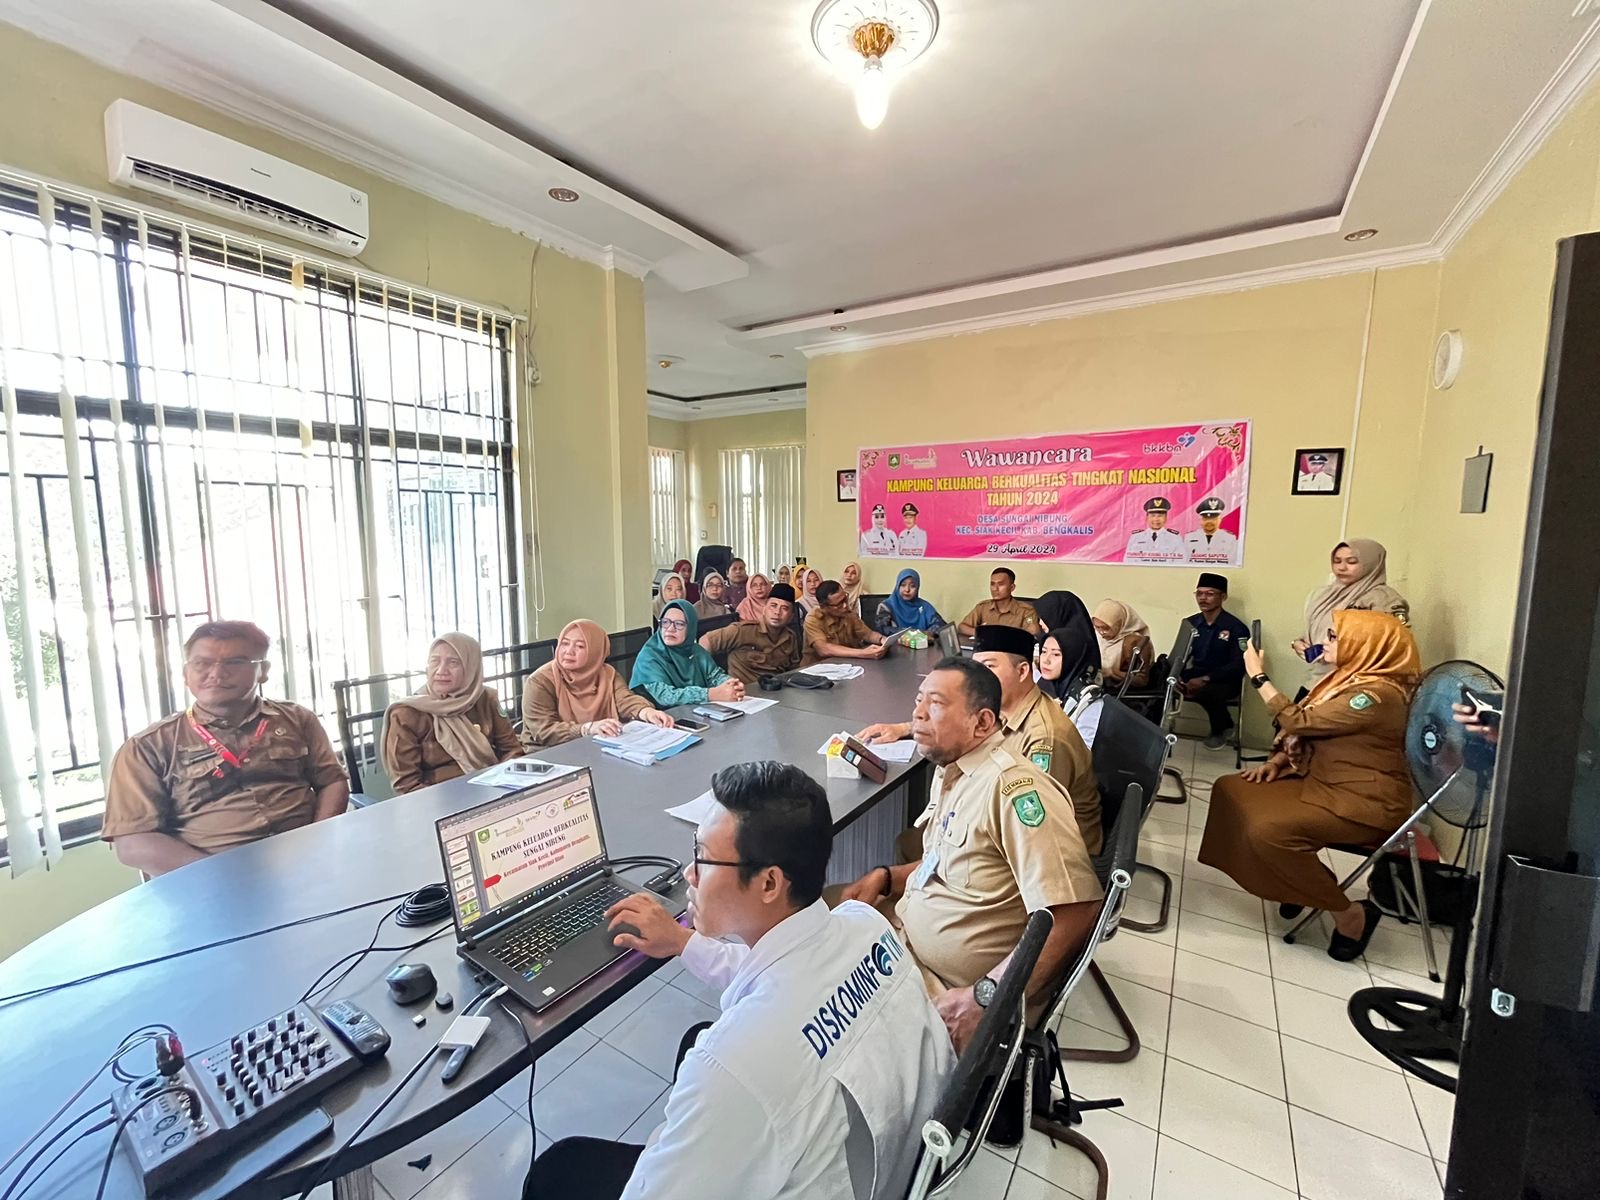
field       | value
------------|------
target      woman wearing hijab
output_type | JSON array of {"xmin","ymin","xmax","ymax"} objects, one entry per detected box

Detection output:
[
  {"xmin": 1034, "ymin": 591, "xmax": 1095, "ymax": 646},
  {"xmin": 775, "ymin": 564, "xmax": 793, "ymax": 587},
  {"xmin": 672, "ymin": 559, "xmax": 701, "ymax": 603},
  {"xmin": 653, "ymin": 571, "xmax": 687, "ymax": 622},
  {"xmin": 1294, "ymin": 538, "xmax": 1409, "ymax": 679},
  {"xmin": 521, "ymin": 619, "xmax": 673, "ymax": 748},
  {"xmin": 381, "ymin": 633, "xmax": 522, "ymax": 794},
  {"xmin": 736, "ymin": 572, "xmax": 773, "ymax": 622},
  {"xmin": 797, "ymin": 568, "xmax": 824, "ymax": 616},
  {"xmin": 839, "ymin": 561, "xmax": 866, "ymax": 615},
  {"xmin": 1038, "ymin": 621, "xmax": 1104, "ymax": 746},
  {"xmin": 1200, "ymin": 610, "xmax": 1421, "ymax": 960},
  {"xmin": 695, "ymin": 571, "xmax": 734, "ymax": 620},
  {"xmin": 874, "ymin": 568, "xmax": 946, "ymax": 635},
  {"xmin": 631, "ymin": 600, "xmax": 746, "ymax": 708},
  {"xmin": 1092, "ymin": 599, "xmax": 1154, "ymax": 689}
]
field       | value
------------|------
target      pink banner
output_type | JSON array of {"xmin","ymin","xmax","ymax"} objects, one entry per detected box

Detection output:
[{"xmin": 857, "ymin": 421, "xmax": 1251, "ymax": 566}]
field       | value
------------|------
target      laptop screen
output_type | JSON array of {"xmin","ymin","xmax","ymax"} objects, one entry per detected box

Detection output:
[
  {"xmin": 436, "ymin": 767, "xmax": 606, "ymax": 933},
  {"xmin": 938, "ymin": 624, "xmax": 961, "ymax": 657}
]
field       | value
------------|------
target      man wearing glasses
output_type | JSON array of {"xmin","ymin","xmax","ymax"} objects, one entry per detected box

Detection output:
[
  {"xmin": 1178, "ymin": 573, "xmax": 1251, "ymax": 750},
  {"xmin": 540, "ymin": 761, "xmax": 953, "ymax": 1200},
  {"xmin": 102, "ymin": 620, "xmax": 348, "ymax": 876}
]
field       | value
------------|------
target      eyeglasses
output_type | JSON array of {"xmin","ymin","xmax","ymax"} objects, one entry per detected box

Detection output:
[
  {"xmin": 186, "ymin": 656, "xmax": 265, "ymax": 674},
  {"xmin": 659, "ymin": 618, "xmax": 688, "ymax": 632},
  {"xmin": 691, "ymin": 838, "xmax": 758, "ymax": 873}
]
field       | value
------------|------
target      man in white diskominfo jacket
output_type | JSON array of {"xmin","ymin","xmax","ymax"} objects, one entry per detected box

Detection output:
[{"xmin": 523, "ymin": 760, "xmax": 955, "ymax": 1200}]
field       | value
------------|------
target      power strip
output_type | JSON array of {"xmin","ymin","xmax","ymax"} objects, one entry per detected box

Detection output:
[{"xmin": 112, "ymin": 1003, "xmax": 379, "ymax": 1196}]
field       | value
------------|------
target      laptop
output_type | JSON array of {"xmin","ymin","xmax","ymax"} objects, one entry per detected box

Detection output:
[
  {"xmin": 938, "ymin": 624, "xmax": 971, "ymax": 658},
  {"xmin": 435, "ymin": 767, "xmax": 649, "ymax": 1010}
]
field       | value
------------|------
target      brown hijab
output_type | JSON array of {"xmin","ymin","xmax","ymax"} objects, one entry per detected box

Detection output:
[
  {"xmin": 1304, "ymin": 538, "xmax": 1392, "ymax": 646},
  {"xmin": 552, "ymin": 619, "xmax": 619, "ymax": 724},
  {"xmin": 383, "ymin": 633, "xmax": 498, "ymax": 774},
  {"xmin": 1303, "ymin": 609, "xmax": 1422, "ymax": 710},
  {"xmin": 737, "ymin": 573, "xmax": 772, "ymax": 622}
]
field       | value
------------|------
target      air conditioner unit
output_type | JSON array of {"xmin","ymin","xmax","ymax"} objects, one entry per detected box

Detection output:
[{"xmin": 104, "ymin": 99, "xmax": 369, "ymax": 256}]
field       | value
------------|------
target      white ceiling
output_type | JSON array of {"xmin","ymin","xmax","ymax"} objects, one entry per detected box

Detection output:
[{"xmin": 3, "ymin": 0, "xmax": 1599, "ymax": 417}]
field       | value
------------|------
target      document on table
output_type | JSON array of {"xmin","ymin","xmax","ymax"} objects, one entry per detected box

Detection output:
[
  {"xmin": 713, "ymin": 696, "xmax": 778, "ymax": 715},
  {"xmin": 593, "ymin": 721, "xmax": 702, "ymax": 766},
  {"xmin": 469, "ymin": 759, "xmax": 582, "ymax": 788},
  {"xmin": 665, "ymin": 788, "xmax": 719, "ymax": 825}
]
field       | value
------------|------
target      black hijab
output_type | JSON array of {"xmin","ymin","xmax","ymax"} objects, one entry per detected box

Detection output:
[
  {"xmin": 1035, "ymin": 590, "xmax": 1093, "ymax": 641},
  {"xmin": 1040, "ymin": 622, "xmax": 1098, "ymax": 703}
]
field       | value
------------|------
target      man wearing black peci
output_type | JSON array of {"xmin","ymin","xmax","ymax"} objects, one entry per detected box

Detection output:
[{"xmin": 1179, "ymin": 572, "xmax": 1250, "ymax": 750}]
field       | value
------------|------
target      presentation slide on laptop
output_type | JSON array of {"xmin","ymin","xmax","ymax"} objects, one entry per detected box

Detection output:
[{"xmin": 473, "ymin": 792, "xmax": 599, "ymax": 909}]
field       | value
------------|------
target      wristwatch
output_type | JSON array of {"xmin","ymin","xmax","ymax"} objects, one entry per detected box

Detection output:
[
  {"xmin": 1250, "ymin": 673, "xmax": 1270, "ymax": 690},
  {"xmin": 973, "ymin": 976, "xmax": 998, "ymax": 1008},
  {"xmin": 872, "ymin": 864, "xmax": 893, "ymax": 897}
]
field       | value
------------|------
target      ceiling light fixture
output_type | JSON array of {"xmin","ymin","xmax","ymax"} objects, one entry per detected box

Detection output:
[
  {"xmin": 1344, "ymin": 228, "xmax": 1379, "ymax": 241},
  {"xmin": 829, "ymin": 324, "xmax": 849, "ymax": 332},
  {"xmin": 548, "ymin": 187, "xmax": 580, "ymax": 203},
  {"xmin": 656, "ymin": 355, "xmax": 683, "ymax": 368},
  {"xmin": 769, "ymin": 353, "xmax": 786, "ymax": 359},
  {"xmin": 812, "ymin": 1, "xmax": 939, "ymax": 131}
]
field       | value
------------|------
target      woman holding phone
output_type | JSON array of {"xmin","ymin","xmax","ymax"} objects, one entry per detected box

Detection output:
[{"xmin": 1294, "ymin": 539, "xmax": 1409, "ymax": 679}]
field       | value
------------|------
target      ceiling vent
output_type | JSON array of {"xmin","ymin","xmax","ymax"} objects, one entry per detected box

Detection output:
[{"xmin": 104, "ymin": 99, "xmax": 369, "ymax": 256}]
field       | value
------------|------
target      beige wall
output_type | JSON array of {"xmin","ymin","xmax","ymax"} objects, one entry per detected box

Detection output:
[
  {"xmin": 806, "ymin": 78, "xmax": 1600, "ymax": 738},
  {"xmin": 684, "ymin": 409, "xmax": 807, "ymax": 549},
  {"xmin": 0, "ymin": 23, "xmax": 649, "ymax": 952},
  {"xmin": 808, "ymin": 268, "xmax": 1438, "ymax": 737},
  {"xmin": 647, "ymin": 415, "xmax": 689, "ymax": 451}
]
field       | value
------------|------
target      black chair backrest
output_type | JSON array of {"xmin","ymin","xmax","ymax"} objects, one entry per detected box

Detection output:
[
  {"xmin": 905, "ymin": 910, "xmax": 1054, "ymax": 1199},
  {"xmin": 694, "ymin": 545, "xmax": 734, "ymax": 584},
  {"xmin": 860, "ymin": 592, "xmax": 890, "ymax": 623},
  {"xmin": 1088, "ymin": 697, "xmax": 1169, "ymax": 876},
  {"xmin": 605, "ymin": 626, "xmax": 654, "ymax": 685},
  {"xmin": 697, "ymin": 612, "xmax": 738, "ymax": 639}
]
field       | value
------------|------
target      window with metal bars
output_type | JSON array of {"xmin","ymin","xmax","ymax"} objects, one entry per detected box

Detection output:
[
  {"xmin": 649, "ymin": 446, "xmax": 687, "ymax": 568},
  {"xmin": 0, "ymin": 176, "xmax": 520, "ymax": 863}
]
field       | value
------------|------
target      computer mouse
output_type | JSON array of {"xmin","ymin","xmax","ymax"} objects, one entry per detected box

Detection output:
[
  {"xmin": 610, "ymin": 923, "xmax": 642, "ymax": 948},
  {"xmin": 384, "ymin": 962, "xmax": 436, "ymax": 1005}
]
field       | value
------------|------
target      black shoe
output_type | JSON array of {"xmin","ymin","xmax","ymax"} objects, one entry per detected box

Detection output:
[
  {"xmin": 1327, "ymin": 900, "xmax": 1382, "ymax": 962},
  {"xmin": 1278, "ymin": 903, "xmax": 1304, "ymax": 920}
]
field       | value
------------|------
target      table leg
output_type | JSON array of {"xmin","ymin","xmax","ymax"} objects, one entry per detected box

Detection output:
[{"xmin": 332, "ymin": 1165, "xmax": 378, "ymax": 1200}]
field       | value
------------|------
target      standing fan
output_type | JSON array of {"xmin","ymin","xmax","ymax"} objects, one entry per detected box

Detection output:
[{"xmin": 1347, "ymin": 659, "xmax": 1504, "ymax": 1092}]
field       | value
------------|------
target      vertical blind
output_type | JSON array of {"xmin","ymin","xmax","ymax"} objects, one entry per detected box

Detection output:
[
  {"xmin": 719, "ymin": 445, "xmax": 804, "ymax": 576},
  {"xmin": 0, "ymin": 171, "xmax": 521, "ymax": 873},
  {"xmin": 648, "ymin": 446, "xmax": 687, "ymax": 567}
]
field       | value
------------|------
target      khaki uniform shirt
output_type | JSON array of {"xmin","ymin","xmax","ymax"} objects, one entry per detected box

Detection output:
[
  {"xmin": 701, "ymin": 621, "xmax": 803, "ymax": 686},
  {"xmin": 894, "ymin": 732, "xmax": 1102, "ymax": 998},
  {"xmin": 520, "ymin": 664, "xmax": 652, "ymax": 750},
  {"xmin": 101, "ymin": 698, "xmax": 346, "ymax": 855},
  {"xmin": 959, "ymin": 598, "xmax": 1039, "ymax": 634},
  {"xmin": 1002, "ymin": 686, "xmax": 1103, "ymax": 856},
  {"xmin": 803, "ymin": 607, "xmax": 876, "ymax": 655},
  {"xmin": 383, "ymin": 688, "xmax": 521, "ymax": 794},
  {"xmin": 1269, "ymin": 682, "xmax": 1415, "ymax": 828}
]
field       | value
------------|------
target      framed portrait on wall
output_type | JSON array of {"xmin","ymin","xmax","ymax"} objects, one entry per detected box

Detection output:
[
  {"xmin": 837, "ymin": 469, "xmax": 858, "ymax": 503},
  {"xmin": 1291, "ymin": 448, "xmax": 1344, "ymax": 496}
]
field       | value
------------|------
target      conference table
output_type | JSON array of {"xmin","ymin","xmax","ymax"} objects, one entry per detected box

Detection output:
[{"xmin": 0, "ymin": 648, "xmax": 942, "ymax": 1200}]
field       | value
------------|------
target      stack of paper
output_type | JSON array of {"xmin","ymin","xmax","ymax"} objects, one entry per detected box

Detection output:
[
  {"xmin": 469, "ymin": 759, "xmax": 582, "ymax": 788},
  {"xmin": 815, "ymin": 734, "xmax": 918, "ymax": 763},
  {"xmin": 665, "ymin": 788, "xmax": 719, "ymax": 824},
  {"xmin": 592, "ymin": 721, "xmax": 702, "ymax": 766},
  {"xmin": 800, "ymin": 663, "xmax": 865, "ymax": 681},
  {"xmin": 714, "ymin": 696, "xmax": 779, "ymax": 715}
]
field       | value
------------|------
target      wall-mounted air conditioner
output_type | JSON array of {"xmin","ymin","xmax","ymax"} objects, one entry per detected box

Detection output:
[{"xmin": 104, "ymin": 99, "xmax": 369, "ymax": 256}]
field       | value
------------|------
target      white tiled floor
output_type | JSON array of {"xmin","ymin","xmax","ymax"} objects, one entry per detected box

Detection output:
[{"xmin": 352, "ymin": 737, "xmax": 1455, "ymax": 1200}]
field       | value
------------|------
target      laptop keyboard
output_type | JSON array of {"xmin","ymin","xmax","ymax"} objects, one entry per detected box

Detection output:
[{"xmin": 492, "ymin": 881, "xmax": 633, "ymax": 979}]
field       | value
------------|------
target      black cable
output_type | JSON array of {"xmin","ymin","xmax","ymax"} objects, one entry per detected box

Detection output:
[
  {"xmin": 298, "ymin": 890, "xmax": 456, "ymax": 1006},
  {"xmin": 7, "ymin": 1118, "xmax": 113, "ymax": 1200},
  {"xmin": 291, "ymin": 979, "xmax": 504, "ymax": 1200},
  {"xmin": 298, "ymin": 901, "xmax": 403, "ymax": 1005},
  {"xmin": 91, "ymin": 1087, "xmax": 199, "ymax": 1200},
  {"xmin": 0, "ymin": 1104, "xmax": 111, "ymax": 1200},
  {"xmin": 497, "ymin": 998, "xmax": 536, "ymax": 1152},
  {"xmin": 395, "ymin": 883, "xmax": 451, "ymax": 927},
  {"xmin": 0, "ymin": 890, "xmax": 420, "ymax": 1011}
]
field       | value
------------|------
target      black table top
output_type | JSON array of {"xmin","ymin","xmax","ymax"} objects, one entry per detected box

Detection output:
[{"xmin": 0, "ymin": 665, "xmax": 930, "ymax": 1200}]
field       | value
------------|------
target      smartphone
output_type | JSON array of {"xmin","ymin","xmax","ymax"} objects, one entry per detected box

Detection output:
[
  {"xmin": 674, "ymin": 716, "xmax": 711, "ymax": 734},
  {"xmin": 1460, "ymin": 685, "xmax": 1503, "ymax": 728},
  {"xmin": 508, "ymin": 759, "xmax": 556, "ymax": 776},
  {"xmin": 694, "ymin": 703, "xmax": 744, "ymax": 722},
  {"xmin": 1302, "ymin": 644, "xmax": 1324, "ymax": 664},
  {"xmin": 1250, "ymin": 619, "xmax": 1262, "ymax": 648}
]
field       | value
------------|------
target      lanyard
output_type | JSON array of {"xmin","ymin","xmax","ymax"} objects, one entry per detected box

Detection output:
[{"xmin": 187, "ymin": 710, "xmax": 271, "ymax": 778}]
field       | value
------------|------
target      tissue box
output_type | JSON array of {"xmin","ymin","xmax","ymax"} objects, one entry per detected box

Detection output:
[{"xmin": 899, "ymin": 630, "xmax": 929, "ymax": 649}]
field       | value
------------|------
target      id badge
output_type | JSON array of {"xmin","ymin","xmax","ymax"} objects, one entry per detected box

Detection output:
[{"xmin": 909, "ymin": 846, "xmax": 940, "ymax": 891}]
